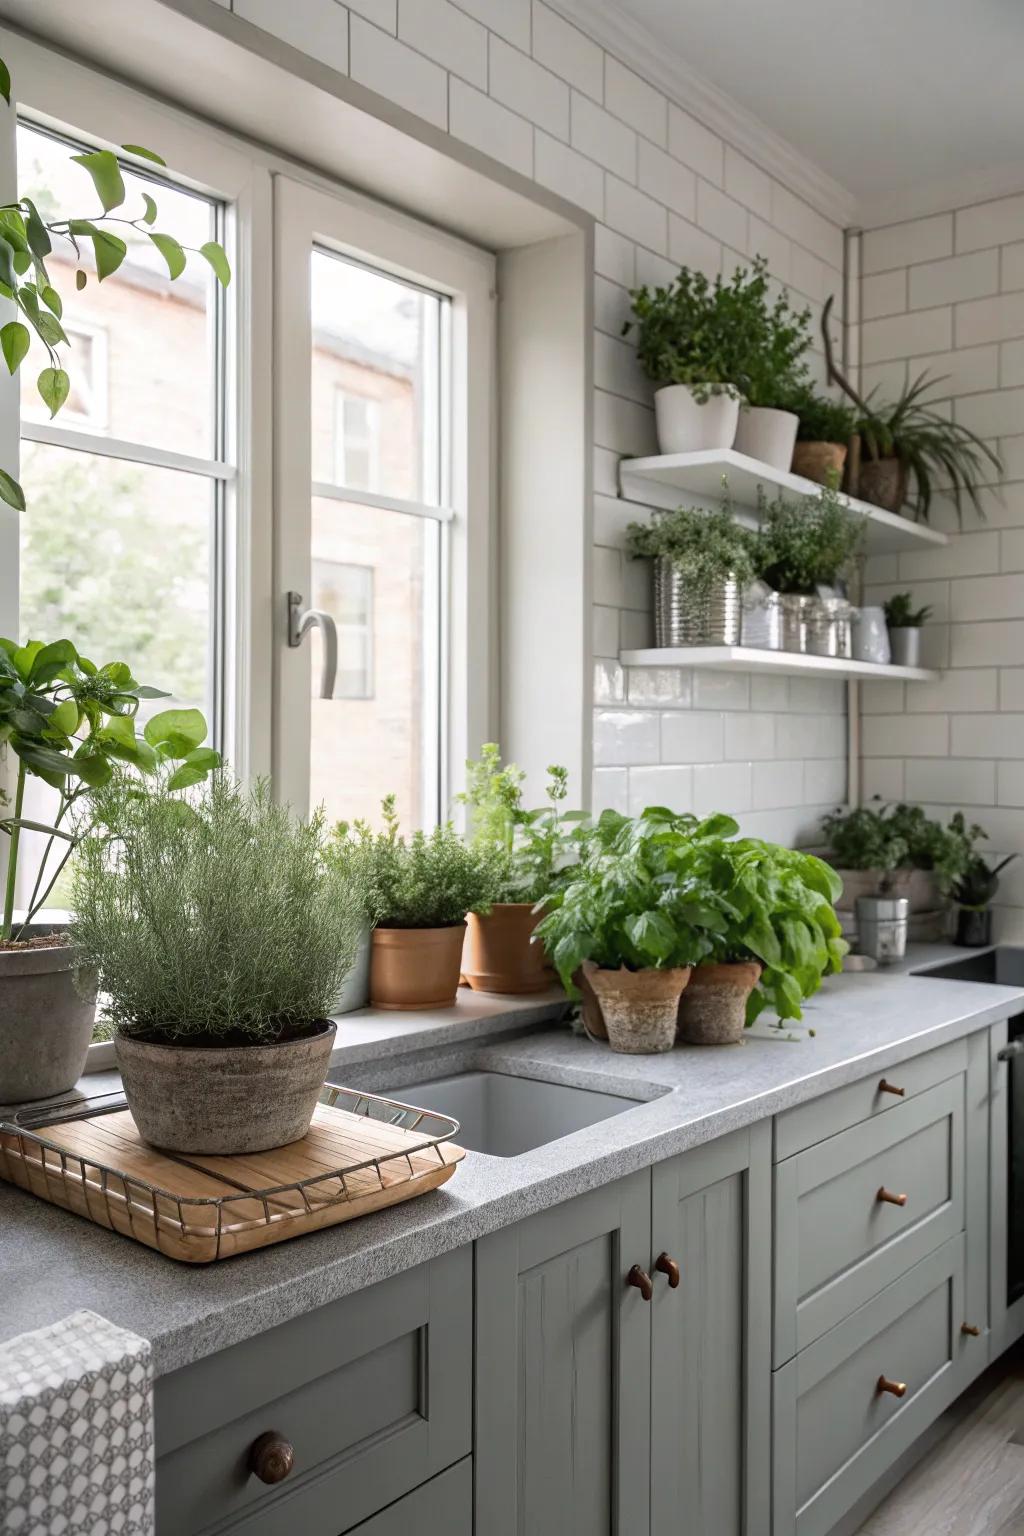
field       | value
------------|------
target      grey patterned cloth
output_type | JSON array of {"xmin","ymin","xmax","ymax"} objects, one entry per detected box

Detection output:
[{"xmin": 0, "ymin": 1309, "xmax": 154, "ymax": 1535}]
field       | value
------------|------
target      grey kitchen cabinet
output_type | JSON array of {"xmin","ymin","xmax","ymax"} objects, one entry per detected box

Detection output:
[
  {"xmin": 154, "ymin": 1248, "xmax": 471, "ymax": 1536},
  {"xmin": 475, "ymin": 1127, "xmax": 767, "ymax": 1536},
  {"xmin": 345, "ymin": 1458, "xmax": 472, "ymax": 1535},
  {"xmin": 988, "ymin": 1017, "xmax": 1024, "ymax": 1359}
]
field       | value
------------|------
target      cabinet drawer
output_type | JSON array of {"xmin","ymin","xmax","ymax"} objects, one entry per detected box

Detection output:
[
  {"xmin": 773, "ymin": 1235, "xmax": 964, "ymax": 1536},
  {"xmin": 347, "ymin": 1458, "xmax": 471, "ymax": 1535},
  {"xmin": 774, "ymin": 1038, "xmax": 966, "ymax": 1161},
  {"xmin": 774, "ymin": 1075, "xmax": 964, "ymax": 1362},
  {"xmin": 154, "ymin": 1249, "xmax": 471, "ymax": 1536}
]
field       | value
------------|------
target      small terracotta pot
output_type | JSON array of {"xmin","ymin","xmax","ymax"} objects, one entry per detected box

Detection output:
[
  {"xmin": 677, "ymin": 961, "xmax": 761, "ymax": 1046},
  {"xmin": 855, "ymin": 456, "xmax": 907, "ymax": 513},
  {"xmin": 791, "ymin": 441, "xmax": 847, "ymax": 486},
  {"xmin": 574, "ymin": 964, "xmax": 608, "ymax": 1041},
  {"xmin": 462, "ymin": 904, "xmax": 551, "ymax": 994},
  {"xmin": 370, "ymin": 923, "xmax": 467, "ymax": 1010},
  {"xmin": 582, "ymin": 962, "xmax": 692, "ymax": 1054}
]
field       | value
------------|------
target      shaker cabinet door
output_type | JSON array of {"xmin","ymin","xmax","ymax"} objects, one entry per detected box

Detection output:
[
  {"xmin": 475, "ymin": 1170, "xmax": 653, "ymax": 1536},
  {"xmin": 650, "ymin": 1123, "xmax": 772, "ymax": 1536}
]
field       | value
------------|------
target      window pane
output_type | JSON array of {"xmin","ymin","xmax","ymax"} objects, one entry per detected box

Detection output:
[
  {"xmin": 18, "ymin": 441, "xmax": 212, "ymax": 715},
  {"xmin": 16, "ymin": 122, "xmax": 218, "ymax": 458},
  {"xmin": 309, "ymin": 496, "xmax": 440, "ymax": 830},
  {"xmin": 311, "ymin": 249, "xmax": 442, "ymax": 503}
]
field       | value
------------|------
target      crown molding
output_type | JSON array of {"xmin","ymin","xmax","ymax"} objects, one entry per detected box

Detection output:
[
  {"xmin": 857, "ymin": 159, "xmax": 1024, "ymax": 231},
  {"xmin": 549, "ymin": 0, "xmax": 858, "ymax": 230}
]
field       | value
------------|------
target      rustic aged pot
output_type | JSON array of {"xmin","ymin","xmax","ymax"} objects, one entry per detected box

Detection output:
[
  {"xmin": 654, "ymin": 384, "xmax": 738, "ymax": 453},
  {"xmin": 856, "ymin": 456, "xmax": 906, "ymax": 513},
  {"xmin": 582, "ymin": 961, "xmax": 691, "ymax": 1054},
  {"xmin": 0, "ymin": 931, "xmax": 96, "ymax": 1104},
  {"xmin": 677, "ymin": 961, "xmax": 761, "ymax": 1045},
  {"xmin": 791, "ymin": 441, "xmax": 848, "ymax": 485},
  {"xmin": 370, "ymin": 923, "xmax": 466, "ymax": 1010},
  {"xmin": 462, "ymin": 904, "xmax": 551, "ymax": 994},
  {"xmin": 114, "ymin": 1018, "xmax": 336, "ymax": 1154},
  {"xmin": 734, "ymin": 405, "xmax": 799, "ymax": 472},
  {"xmin": 574, "ymin": 964, "xmax": 608, "ymax": 1040}
]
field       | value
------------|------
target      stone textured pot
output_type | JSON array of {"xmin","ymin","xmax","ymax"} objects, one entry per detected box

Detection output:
[
  {"xmin": 462, "ymin": 904, "xmax": 551, "ymax": 994},
  {"xmin": 0, "ymin": 933, "xmax": 96, "ymax": 1105},
  {"xmin": 654, "ymin": 385, "xmax": 738, "ymax": 453},
  {"xmin": 734, "ymin": 405, "xmax": 799, "ymax": 472},
  {"xmin": 582, "ymin": 961, "xmax": 691, "ymax": 1054},
  {"xmin": 114, "ymin": 1018, "xmax": 336, "ymax": 1154},
  {"xmin": 792, "ymin": 441, "xmax": 848, "ymax": 485},
  {"xmin": 677, "ymin": 961, "xmax": 761, "ymax": 1045},
  {"xmin": 332, "ymin": 929, "xmax": 371, "ymax": 1015},
  {"xmin": 574, "ymin": 964, "xmax": 607, "ymax": 1041},
  {"xmin": 370, "ymin": 923, "xmax": 466, "ymax": 1010}
]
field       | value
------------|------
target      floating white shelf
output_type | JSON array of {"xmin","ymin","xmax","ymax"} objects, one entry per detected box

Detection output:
[
  {"xmin": 619, "ymin": 646, "xmax": 938, "ymax": 683},
  {"xmin": 618, "ymin": 449, "xmax": 949, "ymax": 556}
]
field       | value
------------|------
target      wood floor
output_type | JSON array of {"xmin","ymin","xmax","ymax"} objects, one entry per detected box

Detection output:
[{"xmin": 858, "ymin": 1353, "xmax": 1024, "ymax": 1535}]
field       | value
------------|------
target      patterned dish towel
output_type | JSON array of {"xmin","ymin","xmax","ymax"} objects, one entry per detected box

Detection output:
[{"xmin": 0, "ymin": 1310, "xmax": 154, "ymax": 1535}]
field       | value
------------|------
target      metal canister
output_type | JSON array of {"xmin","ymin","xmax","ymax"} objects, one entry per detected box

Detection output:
[
  {"xmin": 741, "ymin": 585, "xmax": 783, "ymax": 650},
  {"xmin": 654, "ymin": 558, "xmax": 742, "ymax": 647},
  {"xmin": 855, "ymin": 894, "xmax": 910, "ymax": 965}
]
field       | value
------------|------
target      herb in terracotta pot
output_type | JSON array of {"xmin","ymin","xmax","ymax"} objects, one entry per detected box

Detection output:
[
  {"xmin": 785, "ymin": 384, "xmax": 857, "ymax": 485},
  {"xmin": 353, "ymin": 795, "xmax": 499, "ymax": 1010},
  {"xmin": 457, "ymin": 745, "xmax": 582, "ymax": 995},
  {"xmin": 70, "ymin": 775, "xmax": 361, "ymax": 1153},
  {"xmin": 0, "ymin": 636, "xmax": 220, "ymax": 1104}
]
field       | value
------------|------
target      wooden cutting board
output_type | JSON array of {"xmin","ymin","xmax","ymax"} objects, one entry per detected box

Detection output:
[{"xmin": 0, "ymin": 1100, "xmax": 465, "ymax": 1263}]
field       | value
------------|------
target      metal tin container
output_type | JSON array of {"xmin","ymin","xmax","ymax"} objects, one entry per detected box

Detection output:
[
  {"xmin": 741, "ymin": 585, "xmax": 784, "ymax": 650},
  {"xmin": 889, "ymin": 626, "xmax": 922, "ymax": 668},
  {"xmin": 856, "ymin": 894, "xmax": 910, "ymax": 965},
  {"xmin": 807, "ymin": 596, "xmax": 853, "ymax": 658},
  {"xmin": 654, "ymin": 558, "xmax": 742, "ymax": 647},
  {"xmin": 779, "ymin": 592, "xmax": 813, "ymax": 653}
]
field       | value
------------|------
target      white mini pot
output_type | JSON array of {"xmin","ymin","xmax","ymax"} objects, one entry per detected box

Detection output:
[
  {"xmin": 654, "ymin": 385, "xmax": 739, "ymax": 454},
  {"xmin": 734, "ymin": 405, "xmax": 800, "ymax": 472}
]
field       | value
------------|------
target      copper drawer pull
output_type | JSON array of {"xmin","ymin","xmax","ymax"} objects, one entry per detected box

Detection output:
[
  {"xmin": 627, "ymin": 1264, "xmax": 653, "ymax": 1302},
  {"xmin": 877, "ymin": 1375, "xmax": 907, "ymax": 1399},
  {"xmin": 877, "ymin": 1187, "xmax": 908, "ymax": 1207},
  {"xmin": 655, "ymin": 1252, "xmax": 681, "ymax": 1289},
  {"xmin": 961, "ymin": 1323, "xmax": 982, "ymax": 1337},
  {"xmin": 249, "ymin": 1431, "xmax": 295, "ymax": 1485},
  {"xmin": 878, "ymin": 1079, "xmax": 905, "ymax": 1097}
]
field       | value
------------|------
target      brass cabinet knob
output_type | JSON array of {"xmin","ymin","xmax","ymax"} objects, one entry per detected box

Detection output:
[
  {"xmin": 249, "ymin": 1431, "xmax": 295, "ymax": 1485},
  {"xmin": 655, "ymin": 1252, "xmax": 681, "ymax": 1289},
  {"xmin": 961, "ymin": 1323, "xmax": 982, "ymax": 1337},
  {"xmin": 877, "ymin": 1375, "xmax": 907, "ymax": 1398},
  {"xmin": 878, "ymin": 1079, "xmax": 906, "ymax": 1098},
  {"xmin": 877, "ymin": 1186, "xmax": 908, "ymax": 1207},
  {"xmin": 627, "ymin": 1264, "xmax": 654, "ymax": 1302}
]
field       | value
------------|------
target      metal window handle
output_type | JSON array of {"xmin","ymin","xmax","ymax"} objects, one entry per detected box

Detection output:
[{"xmin": 287, "ymin": 591, "xmax": 337, "ymax": 699}]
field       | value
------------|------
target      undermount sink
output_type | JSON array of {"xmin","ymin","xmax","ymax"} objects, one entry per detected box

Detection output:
[
  {"xmin": 916, "ymin": 946, "xmax": 1024, "ymax": 985},
  {"xmin": 383, "ymin": 1069, "xmax": 644, "ymax": 1158}
]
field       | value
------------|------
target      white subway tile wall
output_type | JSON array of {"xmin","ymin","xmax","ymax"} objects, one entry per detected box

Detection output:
[
  {"xmin": 207, "ymin": 0, "xmax": 849, "ymax": 842},
  {"xmin": 862, "ymin": 195, "xmax": 1024, "ymax": 938}
]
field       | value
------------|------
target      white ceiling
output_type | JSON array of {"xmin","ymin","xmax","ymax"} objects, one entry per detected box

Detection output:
[{"xmin": 609, "ymin": 0, "xmax": 1024, "ymax": 220}]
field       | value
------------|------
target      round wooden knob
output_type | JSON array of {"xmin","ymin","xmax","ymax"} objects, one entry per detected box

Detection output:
[
  {"xmin": 877, "ymin": 1375, "xmax": 907, "ymax": 1399},
  {"xmin": 627, "ymin": 1264, "xmax": 653, "ymax": 1302},
  {"xmin": 655, "ymin": 1252, "xmax": 681, "ymax": 1289},
  {"xmin": 249, "ymin": 1431, "xmax": 295, "ymax": 1485}
]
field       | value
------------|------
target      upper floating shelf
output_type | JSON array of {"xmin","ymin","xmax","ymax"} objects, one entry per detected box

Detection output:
[
  {"xmin": 619, "ymin": 645, "xmax": 937, "ymax": 683},
  {"xmin": 618, "ymin": 449, "xmax": 949, "ymax": 556}
]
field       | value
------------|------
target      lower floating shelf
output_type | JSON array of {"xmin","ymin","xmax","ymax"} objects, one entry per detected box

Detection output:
[{"xmin": 619, "ymin": 645, "xmax": 937, "ymax": 683}]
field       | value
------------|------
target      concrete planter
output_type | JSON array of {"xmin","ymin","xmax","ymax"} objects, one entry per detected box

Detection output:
[
  {"xmin": 0, "ymin": 934, "xmax": 96, "ymax": 1105},
  {"xmin": 677, "ymin": 961, "xmax": 761, "ymax": 1045},
  {"xmin": 582, "ymin": 961, "xmax": 692, "ymax": 1054},
  {"xmin": 115, "ymin": 1018, "xmax": 337, "ymax": 1154}
]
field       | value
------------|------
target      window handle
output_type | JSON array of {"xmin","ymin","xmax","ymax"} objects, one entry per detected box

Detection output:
[{"xmin": 287, "ymin": 592, "xmax": 338, "ymax": 699}]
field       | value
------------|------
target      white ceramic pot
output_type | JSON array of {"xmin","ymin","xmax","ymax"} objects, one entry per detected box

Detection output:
[
  {"xmin": 654, "ymin": 385, "xmax": 739, "ymax": 454},
  {"xmin": 734, "ymin": 405, "xmax": 800, "ymax": 472},
  {"xmin": 851, "ymin": 606, "xmax": 891, "ymax": 665}
]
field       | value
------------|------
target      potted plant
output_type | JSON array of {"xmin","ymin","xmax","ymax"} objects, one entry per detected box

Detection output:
[
  {"xmin": 785, "ymin": 384, "xmax": 857, "ymax": 485},
  {"xmin": 457, "ymin": 745, "xmax": 581, "ymax": 994},
  {"xmin": 753, "ymin": 482, "xmax": 863, "ymax": 654},
  {"xmin": 821, "ymin": 298, "xmax": 1001, "ymax": 524},
  {"xmin": 325, "ymin": 817, "xmax": 379, "ymax": 1014},
  {"xmin": 0, "ymin": 637, "xmax": 220, "ymax": 1104},
  {"xmin": 623, "ymin": 265, "xmax": 749, "ymax": 454},
  {"xmin": 353, "ymin": 795, "xmax": 498, "ymax": 1010},
  {"xmin": 731, "ymin": 264, "xmax": 812, "ymax": 471},
  {"xmin": 884, "ymin": 592, "xmax": 933, "ymax": 668},
  {"xmin": 953, "ymin": 840, "xmax": 1017, "ymax": 948},
  {"xmin": 626, "ymin": 501, "xmax": 757, "ymax": 647},
  {"xmin": 70, "ymin": 774, "xmax": 359, "ymax": 1153}
]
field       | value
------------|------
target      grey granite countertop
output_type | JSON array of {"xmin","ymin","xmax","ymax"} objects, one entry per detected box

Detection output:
[{"xmin": 2, "ymin": 954, "xmax": 1022, "ymax": 1376}]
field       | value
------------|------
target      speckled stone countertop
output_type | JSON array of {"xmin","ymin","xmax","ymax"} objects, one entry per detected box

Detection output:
[{"xmin": 2, "ymin": 954, "xmax": 1022, "ymax": 1376}]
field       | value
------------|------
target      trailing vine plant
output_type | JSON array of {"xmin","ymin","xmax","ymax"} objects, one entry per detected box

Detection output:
[{"xmin": 0, "ymin": 56, "xmax": 231, "ymax": 511}]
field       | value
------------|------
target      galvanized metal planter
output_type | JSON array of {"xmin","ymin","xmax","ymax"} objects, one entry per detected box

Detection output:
[
  {"xmin": 778, "ymin": 593, "xmax": 814, "ymax": 653},
  {"xmin": 806, "ymin": 596, "xmax": 853, "ymax": 659},
  {"xmin": 741, "ymin": 586, "xmax": 783, "ymax": 650},
  {"xmin": 653, "ymin": 558, "xmax": 741, "ymax": 647}
]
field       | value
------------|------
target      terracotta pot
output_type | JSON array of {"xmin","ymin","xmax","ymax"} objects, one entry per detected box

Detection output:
[
  {"xmin": 677, "ymin": 961, "xmax": 761, "ymax": 1046},
  {"xmin": 574, "ymin": 964, "xmax": 608, "ymax": 1040},
  {"xmin": 370, "ymin": 923, "xmax": 466, "ymax": 1010},
  {"xmin": 462, "ymin": 904, "xmax": 551, "ymax": 994},
  {"xmin": 830, "ymin": 866, "xmax": 941, "ymax": 916},
  {"xmin": 582, "ymin": 961, "xmax": 691, "ymax": 1054},
  {"xmin": 791, "ymin": 441, "xmax": 848, "ymax": 486},
  {"xmin": 115, "ymin": 1018, "xmax": 336, "ymax": 1154},
  {"xmin": 856, "ymin": 456, "xmax": 907, "ymax": 513},
  {"xmin": 0, "ymin": 931, "xmax": 97, "ymax": 1105}
]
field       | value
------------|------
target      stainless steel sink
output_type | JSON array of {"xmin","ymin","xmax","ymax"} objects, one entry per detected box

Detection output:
[
  {"xmin": 916, "ymin": 946, "xmax": 1024, "ymax": 984},
  {"xmin": 384, "ymin": 1069, "xmax": 644, "ymax": 1158}
]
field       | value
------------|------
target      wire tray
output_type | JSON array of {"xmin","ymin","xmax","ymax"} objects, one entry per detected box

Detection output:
[{"xmin": 0, "ymin": 1083, "xmax": 465, "ymax": 1263}]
